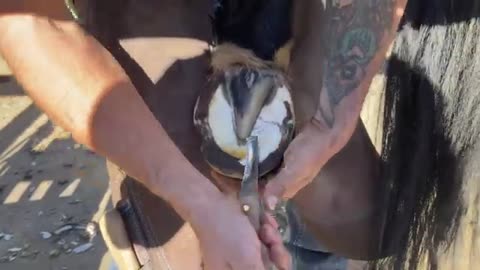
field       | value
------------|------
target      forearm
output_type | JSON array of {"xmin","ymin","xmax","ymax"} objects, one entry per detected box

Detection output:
[
  {"xmin": 315, "ymin": 0, "xmax": 406, "ymax": 156},
  {"xmin": 292, "ymin": 0, "xmax": 406, "ymax": 258},
  {"xmin": 0, "ymin": 15, "xmax": 220, "ymax": 224}
]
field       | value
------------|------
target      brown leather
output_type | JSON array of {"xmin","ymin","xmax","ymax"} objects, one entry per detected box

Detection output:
[
  {"xmin": 86, "ymin": 1, "xmax": 237, "ymax": 269},
  {"xmin": 0, "ymin": 0, "xmax": 91, "ymax": 22},
  {"xmin": 0, "ymin": 0, "xmax": 69, "ymax": 19}
]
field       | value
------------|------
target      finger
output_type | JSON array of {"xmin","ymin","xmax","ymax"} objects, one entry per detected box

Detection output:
[
  {"xmin": 264, "ymin": 170, "xmax": 311, "ymax": 201},
  {"xmin": 265, "ymin": 174, "xmax": 309, "ymax": 200},
  {"xmin": 267, "ymin": 147, "xmax": 312, "ymax": 198},
  {"xmin": 259, "ymin": 224, "xmax": 291, "ymax": 270},
  {"xmin": 266, "ymin": 123, "xmax": 331, "ymax": 200},
  {"xmin": 269, "ymin": 244, "xmax": 292, "ymax": 270},
  {"xmin": 261, "ymin": 245, "xmax": 274, "ymax": 270},
  {"xmin": 260, "ymin": 224, "xmax": 283, "ymax": 246},
  {"xmin": 262, "ymin": 213, "xmax": 279, "ymax": 229}
]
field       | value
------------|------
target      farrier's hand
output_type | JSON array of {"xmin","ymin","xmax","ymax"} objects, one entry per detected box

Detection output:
[
  {"xmin": 263, "ymin": 116, "xmax": 345, "ymax": 203},
  {"xmin": 192, "ymin": 194, "xmax": 291, "ymax": 270}
]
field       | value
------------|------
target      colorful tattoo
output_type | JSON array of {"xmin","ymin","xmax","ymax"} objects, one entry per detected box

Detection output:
[{"xmin": 319, "ymin": 0, "xmax": 395, "ymax": 127}]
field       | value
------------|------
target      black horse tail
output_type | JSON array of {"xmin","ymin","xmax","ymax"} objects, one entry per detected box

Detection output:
[{"xmin": 372, "ymin": 0, "xmax": 480, "ymax": 269}]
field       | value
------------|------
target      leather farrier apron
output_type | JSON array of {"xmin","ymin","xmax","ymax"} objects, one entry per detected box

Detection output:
[{"xmin": 80, "ymin": 0, "xmax": 348, "ymax": 269}]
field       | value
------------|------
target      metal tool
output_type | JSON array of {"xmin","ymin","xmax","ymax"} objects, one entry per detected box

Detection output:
[
  {"xmin": 239, "ymin": 137, "xmax": 276, "ymax": 269},
  {"xmin": 239, "ymin": 136, "xmax": 264, "ymax": 231}
]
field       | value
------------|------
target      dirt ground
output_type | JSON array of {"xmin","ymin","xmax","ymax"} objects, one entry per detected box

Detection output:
[{"xmin": 0, "ymin": 75, "xmax": 113, "ymax": 269}]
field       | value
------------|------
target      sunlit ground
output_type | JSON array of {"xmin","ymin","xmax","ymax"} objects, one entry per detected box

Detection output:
[{"xmin": 0, "ymin": 78, "xmax": 112, "ymax": 270}]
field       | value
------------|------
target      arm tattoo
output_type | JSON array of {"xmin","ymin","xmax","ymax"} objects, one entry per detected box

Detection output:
[{"xmin": 319, "ymin": 0, "xmax": 395, "ymax": 127}]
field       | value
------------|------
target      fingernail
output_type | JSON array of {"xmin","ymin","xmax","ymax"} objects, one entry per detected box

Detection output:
[{"xmin": 266, "ymin": 196, "xmax": 278, "ymax": 211}]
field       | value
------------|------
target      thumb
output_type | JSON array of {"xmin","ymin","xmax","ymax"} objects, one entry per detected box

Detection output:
[
  {"xmin": 262, "ymin": 152, "xmax": 294, "ymax": 210},
  {"xmin": 263, "ymin": 156, "xmax": 308, "ymax": 210},
  {"xmin": 264, "ymin": 123, "xmax": 331, "ymax": 205},
  {"xmin": 264, "ymin": 165, "xmax": 312, "ymax": 204}
]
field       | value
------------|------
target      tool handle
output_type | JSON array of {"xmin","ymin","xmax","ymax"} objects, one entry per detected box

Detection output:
[
  {"xmin": 240, "ymin": 196, "xmax": 278, "ymax": 270},
  {"xmin": 240, "ymin": 194, "xmax": 263, "ymax": 231},
  {"xmin": 240, "ymin": 136, "xmax": 277, "ymax": 269}
]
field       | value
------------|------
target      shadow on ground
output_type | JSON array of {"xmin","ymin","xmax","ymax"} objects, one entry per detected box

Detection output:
[{"xmin": 0, "ymin": 78, "xmax": 111, "ymax": 270}]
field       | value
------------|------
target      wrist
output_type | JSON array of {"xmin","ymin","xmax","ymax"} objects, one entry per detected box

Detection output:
[{"xmin": 147, "ymin": 162, "xmax": 223, "ymax": 226}]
